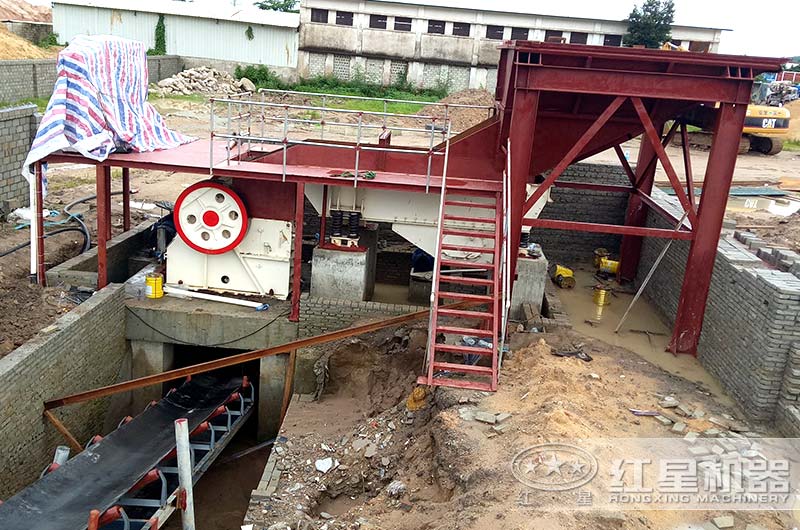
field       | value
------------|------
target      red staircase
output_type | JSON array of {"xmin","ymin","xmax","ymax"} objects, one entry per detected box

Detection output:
[{"xmin": 417, "ymin": 189, "xmax": 505, "ymax": 391}]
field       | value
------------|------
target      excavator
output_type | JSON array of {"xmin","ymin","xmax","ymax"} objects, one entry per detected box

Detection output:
[{"xmin": 662, "ymin": 42, "xmax": 794, "ymax": 155}]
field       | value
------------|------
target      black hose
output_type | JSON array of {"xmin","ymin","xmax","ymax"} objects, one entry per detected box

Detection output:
[
  {"xmin": 0, "ymin": 227, "xmax": 89, "ymax": 258},
  {"xmin": 63, "ymin": 190, "xmax": 127, "ymax": 253}
]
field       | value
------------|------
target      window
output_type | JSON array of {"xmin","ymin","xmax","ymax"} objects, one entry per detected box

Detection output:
[
  {"xmin": 428, "ymin": 20, "xmax": 445, "ymax": 34},
  {"xmin": 603, "ymin": 34, "xmax": 622, "ymax": 47},
  {"xmin": 310, "ymin": 8, "xmax": 328, "ymax": 23},
  {"xmin": 544, "ymin": 30, "xmax": 563, "ymax": 42},
  {"xmin": 336, "ymin": 11, "xmax": 353, "ymax": 26},
  {"xmin": 569, "ymin": 31, "xmax": 588, "ymax": 44},
  {"xmin": 510, "ymin": 27, "xmax": 528, "ymax": 40},
  {"xmin": 486, "ymin": 25, "xmax": 504, "ymax": 40},
  {"xmin": 394, "ymin": 16, "xmax": 412, "ymax": 31},
  {"xmin": 452, "ymin": 22, "xmax": 470, "ymax": 37},
  {"xmin": 689, "ymin": 41, "xmax": 711, "ymax": 52},
  {"xmin": 369, "ymin": 14, "xmax": 387, "ymax": 29}
]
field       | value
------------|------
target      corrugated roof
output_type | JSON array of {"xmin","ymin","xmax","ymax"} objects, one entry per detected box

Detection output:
[{"xmin": 53, "ymin": 0, "xmax": 299, "ymax": 28}]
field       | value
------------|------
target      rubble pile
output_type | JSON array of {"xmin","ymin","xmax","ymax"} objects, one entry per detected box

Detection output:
[{"xmin": 149, "ymin": 67, "xmax": 256, "ymax": 96}]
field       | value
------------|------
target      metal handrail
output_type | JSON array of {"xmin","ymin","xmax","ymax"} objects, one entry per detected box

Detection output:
[
  {"xmin": 212, "ymin": 97, "xmax": 440, "ymax": 120},
  {"xmin": 257, "ymin": 87, "xmax": 494, "ymax": 111}
]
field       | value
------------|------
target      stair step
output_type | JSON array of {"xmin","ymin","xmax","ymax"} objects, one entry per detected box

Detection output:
[
  {"xmin": 439, "ymin": 275, "xmax": 494, "ymax": 287},
  {"xmin": 437, "ymin": 325, "xmax": 494, "ymax": 337},
  {"xmin": 435, "ymin": 343, "xmax": 494, "ymax": 356},
  {"xmin": 438, "ymin": 308, "xmax": 494, "ymax": 320},
  {"xmin": 444, "ymin": 200, "xmax": 496, "ymax": 210},
  {"xmin": 432, "ymin": 362, "xmax": 493, "ymax": 375},
  {"xmin": 443, "ymin": 214, "xmax": 496, "ymax": 224},
  {"xmin": 442, "ymin": 228, "xmax": 496, "ymax": 239},
  {"xmin": 441, "ymin": 244, "xmax": 494, "ymax": 254},
  {"xmin": 417, "ymin": 376, "xmax": 494, "ymax": 392},
  {"xmin": 438, "ymin": 291, "xmax": 494, "ymax": 303},
  {"xmin": 440, "ymin": 259, "xmax": 494, "ymax": 270}
]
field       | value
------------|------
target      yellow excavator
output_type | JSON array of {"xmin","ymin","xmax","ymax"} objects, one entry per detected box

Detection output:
[{"xmin": 662, "ymin": 42, "xmax": 793, "ymax": 155}]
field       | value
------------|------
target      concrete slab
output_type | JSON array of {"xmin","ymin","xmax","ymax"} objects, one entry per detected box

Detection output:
[
  {"xmin": 311, "ymin": 243, "xmax": 376, "ymax": 302},
  {"xmin": 511, "ymin": 254, "xmax": 548, "ymax": 319}
]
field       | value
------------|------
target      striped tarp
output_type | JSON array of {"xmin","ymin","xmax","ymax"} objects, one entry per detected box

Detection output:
[{"xmin": 22, "ymin": 35, "xmax": 194, "ymax": 183}]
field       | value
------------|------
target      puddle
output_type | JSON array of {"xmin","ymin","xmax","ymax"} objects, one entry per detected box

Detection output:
[
  {"xmin": 555, "ymin": 268, "xmax": 734, "ymax": 407},
  {"xmin": 372, "ymin": 282, "xmax": 411, "ymax": 305}
]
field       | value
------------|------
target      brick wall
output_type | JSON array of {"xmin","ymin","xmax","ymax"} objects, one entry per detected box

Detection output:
[
  {"xmin": 0, "ymin": 56, "xmax": 183, "ymax": 104},
  {"xmin": 299, "ymin": 295, "xmax": 422, "ymax": 338},
  {"xmin": 0, "ymin": 105, "xmax": 38, "ymax": 212},
  {"xmin": 639, "ymin": 189, "xmax": 800, "ymax": 422},
  {"xmin": 0, "ymin": 284, "xmax": 127, "ymax": 497},
  {"xmin": 528, "ymin": 163, "xmax": 630, "ymax": 262}
]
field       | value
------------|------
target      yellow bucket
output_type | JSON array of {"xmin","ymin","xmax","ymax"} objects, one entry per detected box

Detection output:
[
  {"xmin": 145, "ymin": 273, "xmax": 164, "ymax": 299},
  {"xmin": 593, "ymin": 248, "xmax": 610, "ymax": 268},
  {"xmin": 593, "ymin": 286, "xmax": 612, "ymax": 306},
  {"xmin": 598, "ymin": 257, "xmax": 620, "ymax": 275}
]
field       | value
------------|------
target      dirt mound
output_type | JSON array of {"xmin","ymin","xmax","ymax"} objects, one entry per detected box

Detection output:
[
  {"xmin": 0, "ymin": 0, "xmax": 51, "ymax": 22},
  {"xmin": 786, "ymin": 100, "xmax": 800, "ymax": 142},
  {"xmin": 418, "ymin": 89, "xmax": 495, "ymax": 132},
  {"xmin": 151, "ymin": 67, "xmax": 254, "ymax": 96},
  {"xmin": 0, "ymin": 25, "xmax": 56, "ymax": 60},
  {"xmin": 731, "ymin": 211, "xmax": 800, "ymax": 252}
]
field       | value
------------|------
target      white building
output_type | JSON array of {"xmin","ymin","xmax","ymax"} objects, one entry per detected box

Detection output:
[
  {"xmin": 52, "ymin": 0, "xmax": 300, "ymax": 72},
  {"xmin": 297, "ymin": 0, "xmax": 725, "ymax": 91}
]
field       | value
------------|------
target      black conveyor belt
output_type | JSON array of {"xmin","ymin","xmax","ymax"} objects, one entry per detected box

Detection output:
[{"xmin": 0, "ymin": 374, "xmax": 242, "ymax": 530}]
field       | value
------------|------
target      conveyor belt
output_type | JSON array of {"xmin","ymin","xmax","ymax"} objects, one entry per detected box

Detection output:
[{"xmin": 0, "ymin": 374, "xmax": 242, "ymax": 530}]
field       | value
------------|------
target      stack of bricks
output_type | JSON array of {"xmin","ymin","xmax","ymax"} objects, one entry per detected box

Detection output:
[
  {"xmin": 298, "ymin": 295, "xmax": 424, "ymax": 338},
  {"xmin": 0, "ymin": 104, "xmax": 37, "ymax": 213},
  {"xmin": 734, "ymin": 230, "xmax": 800, "ymax": 277},
  {"xmin": 639, "ymin": 189, "xmax": 800, "ymax": 422},
  {"xmin": 777, "ymin": 344, "xmax": 800, "ymax": 435},
  {"xmin": 528, "ymin": 163, "xmax": 630, "ymax": 262}
]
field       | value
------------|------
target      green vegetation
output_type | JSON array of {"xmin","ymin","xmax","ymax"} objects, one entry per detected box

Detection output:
[
  {"xmin": 254, "ymin": 0, "xmax": 298, "ymax": 12},
  {"xmin": 0, "ymin": 97, "xmax": 49, "ymax": 112},
  {"xmin": 245, "ymin": 25, "xmax": 255, "ymax": 41},
  {"xmin": 233, "ymin": 65, "xmax": 448, "ymax": 114},
  {"xmin": 783, "ymin": 140, "xmax": 800, "ymax": 152},
  {"xmin": 624, "ymin": 0, "xmax": 675, "ymax": 48},
  {"xmin": 37, "ymin": 32, "xmax": 59, "ymax": 49},
  {"xmin": 147, "ymin": 15, "xmax": 167, "ymax": 56}
]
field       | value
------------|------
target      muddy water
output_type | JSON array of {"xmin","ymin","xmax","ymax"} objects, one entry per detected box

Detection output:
[{"xmin": 556, "ymin": 268, "xmax": 734, "ymax": 406}]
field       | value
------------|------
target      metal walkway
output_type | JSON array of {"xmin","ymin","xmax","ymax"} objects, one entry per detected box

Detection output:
[{"xmin": 0, "ymin": 373, "xmax": 254, "ymax": 530}]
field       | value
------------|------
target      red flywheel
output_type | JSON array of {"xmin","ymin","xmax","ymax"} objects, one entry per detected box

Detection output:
[{"xmin": 174, "ymin": 180, "xmax": 248, "ymax": 255}]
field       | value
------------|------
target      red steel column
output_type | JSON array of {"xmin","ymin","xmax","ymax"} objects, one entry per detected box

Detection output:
[
  {"xmin": 319, "ymin": 185, "xmax": 328, "ymax": 245},
  {"xmin": 507, "ymin": 89, "xmax": 540, "ymax": 282},
  {"xmin": 122, "ymin": 167, "xmax": 131, "ymax": 231},
  {"xmin": 289, "ymin": 183, "xmax": 305, "ymax": 322},
  {"xmin": 669, "ymin": 102, "xmax": 747, "ymax": 355},
  {"xmin": 105, "ymin": 168, "xmax": 112, "ymax": 240},
  {"xmin": 96, "ymin": 165, "xmax": 109, "ymax": 289},
  {"xmin": 35, "ymin": 162, "xmax": 46, "ymax": 286},
  {"xmin": 618, "ymin": 126, "xmax": 661, "ymax": 282}
]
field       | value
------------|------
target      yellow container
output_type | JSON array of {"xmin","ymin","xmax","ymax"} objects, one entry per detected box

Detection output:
[
  {"xmin": 593, "ymin": 286, "xmax": 612, "ymax": 306},
  {"xmin": 552, "ymin": 264, "xmax": 576, "ymax": 289},
  {"xmin": 145, "ymin": 273, "xmax": 164, "ymax": 299},
  {"xmin": 598, "ymin": 257, "xmax": 619, "ymax": 275},
  {"xmin": 593, "ymin": 248, "xmax": 610, "ymax": 268}
]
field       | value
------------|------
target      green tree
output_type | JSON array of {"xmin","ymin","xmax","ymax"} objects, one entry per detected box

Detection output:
[
  {"xmin": 254, "ymin": 0, "xmax": 298, "ymax": 11},
  {"xmin": 624, "ymin": 0, "xmax": 675, "ymax": 48}
]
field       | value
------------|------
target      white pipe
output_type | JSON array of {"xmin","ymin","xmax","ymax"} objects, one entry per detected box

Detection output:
[
  {"xmin": 174, "ymin": 418, "xmax": 196, "ymax": 530},
  {"xmin": 163, "ymin": 285, "xmax": 269, "ymax": 311}
]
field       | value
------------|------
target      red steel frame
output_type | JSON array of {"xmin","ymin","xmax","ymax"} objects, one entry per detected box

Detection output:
[{"xmin": 36, "ymin": 42, "xmax": 783, "ymax": 357}]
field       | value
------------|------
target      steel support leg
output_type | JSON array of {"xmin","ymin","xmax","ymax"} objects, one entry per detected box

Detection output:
[
  {"xmin": 289, "ymin": 183, "xmax": 304, "ymax": 322},
  {"xmin": 669, "ymin": 102, "xmax": 747, "ymax": 355},
  {"xmin": 507, "ymin": 90, "xmax": 540, "ymax": 281},
  {"xmin": 97, "ymin": 165, "xmax": 109, "ymax": 289},
  {"xmin": 105, "ymin": 168, "xmax": 112, "ymax": 240},
  {"xmin": 618, "ymin": 130, "xmax": 660, "ymax": 282},
  {"xmin": 35, "ymin": 162, "xmax": 46, "ymax": 286}
]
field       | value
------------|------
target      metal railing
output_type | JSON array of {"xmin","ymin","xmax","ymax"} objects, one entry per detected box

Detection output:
[
  {"xmin": 208, "ymin": 93, "xmax": 460, "ymax": 189},
  {"xmin": 498, "ymin": 140, "xmax": 512, "ymax": 370}
]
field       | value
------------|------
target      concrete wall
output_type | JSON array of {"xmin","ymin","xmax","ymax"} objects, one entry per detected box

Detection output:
[
  {"xmin": 528, "ymin": 163, "xmax": 630, "ymax": 263},
  {"xmin": 3, "ymin": 21, "xmax": 54, "ymax": 45},
  {"xmin": 299, "ymin": 295, "xmax": 422, "ymax": 338},
  {"xmin": 0, "ymin": 104, "xmax": 38, "ymax": 212},
  {"xmin": 638, "ymin": 189, "xmax": 800, "ymax": 422},
  {"xmin": 0, "ymin": 284, "xmax": 127, "ymax": 497},
  {"xmin": 0, "ymin": 56, "xmax": 182, "ymax": 105}
]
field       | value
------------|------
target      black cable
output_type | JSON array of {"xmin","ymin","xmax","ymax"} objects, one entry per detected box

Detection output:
[
  {"xmin": 0, "ymin": 227, "xmax": 90, "ymax": 258},
  {"xmin": 125, "ymin": 306, "xmax": 291, "ymax": 347}
]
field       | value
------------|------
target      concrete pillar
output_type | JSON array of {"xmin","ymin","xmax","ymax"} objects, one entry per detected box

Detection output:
[
  {"xmin": 510, "ymin": 254, "xmax": 549, "ymax": 319},
  {"xmin": 258, "ymin": 353, "xmax": 290, "ymax": 442},
  {"xmin": 130, "ymin": 340, "xmax": 174, "ymax": 413},
  {"xmin": 310, "ymin": 225, "xmax": 377, "ymax": 301}
]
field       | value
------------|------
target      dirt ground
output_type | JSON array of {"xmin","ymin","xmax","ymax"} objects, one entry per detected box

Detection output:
[
  {"xmin": 0, "ymin": 25, "xmax": 59, "ymax": 60},
  {"xmin": 244, "ymin": 324, "xmax": 789, "ymax": 530}
]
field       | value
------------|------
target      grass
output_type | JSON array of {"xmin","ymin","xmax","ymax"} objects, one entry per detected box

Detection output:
[
  {"xmin": 0, "ymin": 97, "xmax": 49, "ymax": 112},
  {"xmin": 147, "ymin": 93, "xmax": 207, "ymax": 104},
  {"xmin": 783, "ymin": 140, "xmax": 800, "ymax": 152}
]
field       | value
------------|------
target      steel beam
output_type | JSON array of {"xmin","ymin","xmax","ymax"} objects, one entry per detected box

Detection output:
[
  {"xmin": 35, "ymin": 162, "xmax": 46, "ymax": 286},
  {"xmin": 523, "ymin": 218, "xmax": 693, "ymax": 240},
  {"xmin": 96, "ymin": 165, "xmax": 109, "ymax": 289},
  {"xmin": 289, "ymin": 183, "xmax": 304, "ymax": 322},
  {"xmin": 554, "ymin": 181, "xmax": 633, "ymax": 193},
  {"xmin": 43, "ymin": 409, "xmax": 83, "ymax": 453},
  {"xmin": 122, "ymin": 168, "xmax": 131, "ymax": 232},
  {"xmin": 680, "ymin": 122, "xmax": 697, "ymax": 210},
  {"xmin": 670, "ymin": 102, "xmax": 747, "ymax": 355}
]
